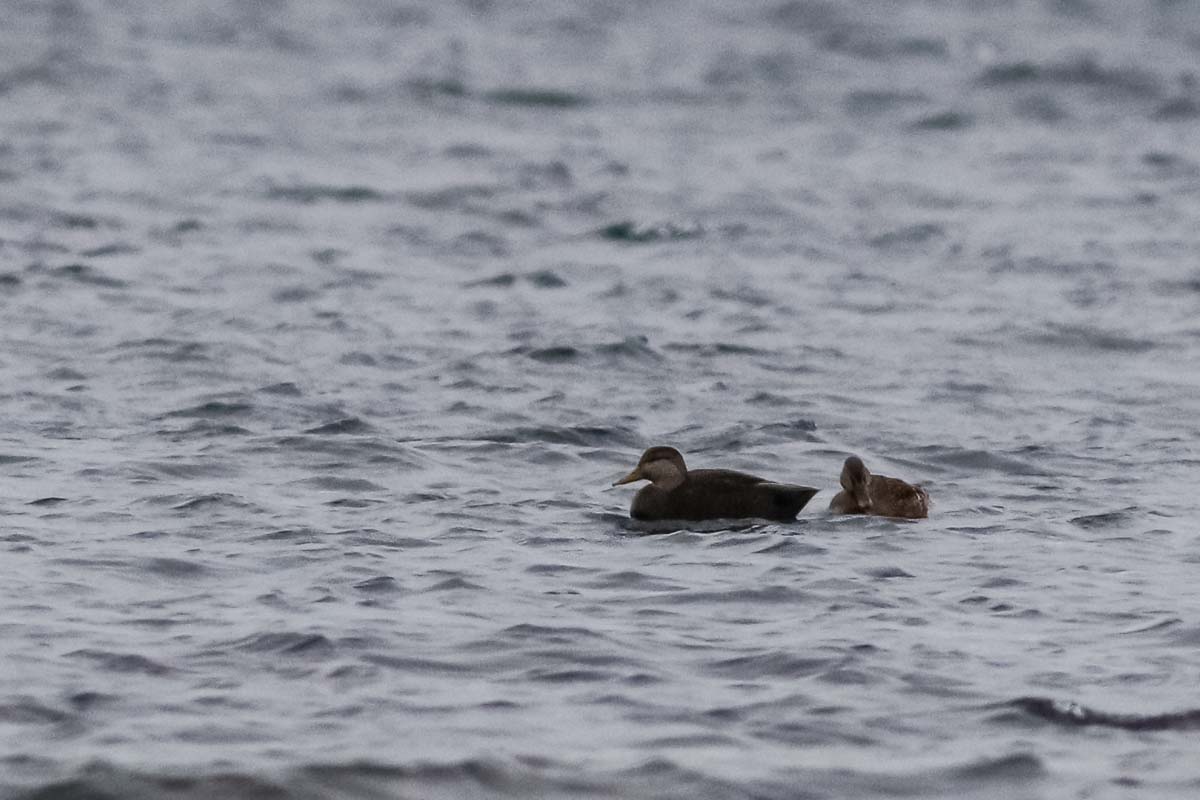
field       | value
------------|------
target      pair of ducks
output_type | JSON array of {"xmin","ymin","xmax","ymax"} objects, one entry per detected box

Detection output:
[{"xmin": 613, "ymin": 446, "xmax": 928, "ymax": 522}]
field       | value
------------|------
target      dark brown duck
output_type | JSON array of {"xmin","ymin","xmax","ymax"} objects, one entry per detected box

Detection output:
[
  {"xmin": 613, "ymin": 446, "xmax": 818, "ymax": 522},
  {"xmin": 829, "ymin": 455, "xmax": 929, "ymax": 519}
]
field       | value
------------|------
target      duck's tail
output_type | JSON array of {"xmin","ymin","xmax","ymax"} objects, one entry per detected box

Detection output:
[{"xmin": 760, "ymin": 483, "xmax": 819, "ymax": 520}]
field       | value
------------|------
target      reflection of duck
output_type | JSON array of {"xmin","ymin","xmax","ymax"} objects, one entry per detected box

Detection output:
[
  {"xmin": 613, "ymin": 446, "xmax": 818, "ymax": 522},
  {"xmin": 829, "ymin": 456, "xmax": 928, "ymax": 519}
]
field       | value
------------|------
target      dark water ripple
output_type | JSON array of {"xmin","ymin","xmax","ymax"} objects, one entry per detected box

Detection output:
[
  {"xmin": 3, "ymin": 0, "xmax": 1200, "ymax": 798},
  {"xmin": 1005, "ymin": 697, "xmax": 1200, "ymax": 732}
]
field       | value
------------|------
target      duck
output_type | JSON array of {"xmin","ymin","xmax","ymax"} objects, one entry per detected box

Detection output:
[
  {"xmin": 828, "ymin": 455, "xmax": 928, "ymax": 519},
  {"xmin": 612, "ymin": 446, "xmax": 818, "ymax": 522}
]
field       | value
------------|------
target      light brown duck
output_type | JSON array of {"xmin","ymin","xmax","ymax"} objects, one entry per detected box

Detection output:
[
  {"xmin": 829, "ymin": 455, "xmax": 928, "ymax": 519},
  {"xmin": 613, "ymin": 446, "xmax": 818, "ymax": 522}
]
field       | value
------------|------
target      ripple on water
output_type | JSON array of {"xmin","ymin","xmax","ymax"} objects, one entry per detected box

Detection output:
[
  {"xmin": 227, "ymin": 632, "xmax": 337, "ymax": 657},
  {"xmin": 111, "ymin": 338, "xmax": 210, "ymax": 363},
  {"xmin": 753, "ymin": 537, "xmax": 827, "ymax": 556},
  {"xmin": 424, "ymin": 576, "xmax": 484, "ymax": 592},
  {"xmin": 27, "ymin": 497, "xmax": 68, "ymax": 507},
  {"xmin": 464, "ymin": 269, "xmax": 570, "ymax": 289},
  {"xmin": 0, "ymin": 700, "xmax": 72, "ymax": 725},
  {"xmin": 913, "ymin": 446, "xmax": 1050, "ymax": 476},
  {"xmin": 585, "ymin": 570, "xmax": 684, "ymax": 592},
  {"xmin": 260, "ymin": 435, "xmax": 425, "ymax": 467},
  {"xmin": 264, "ymin": 182, "xmax": 387, "ymax": 203},
  {"xmin": 1022, "ymin": 322, "xmax": 1160, "ymax": 354},
  {"xmin": 475, "ymin": 424, "xmax": 642, "ymax": 448},
  {"xmin": 362, "ymin": 654, "xmax": 476, "ymax": 675},
  {"xmin": 65, "ymin": 650, "xmax": 174, "ymax": 676},
  {"xmin": 303, "ymin": 417, "xmax": 375, "ymax": 435},
  {"xmin": 1069, "ymin": 507, "xmax": 1140, "ymax": 529},
  {"xmin": 977, "ymin": 57, "xmax": 1161, "ymax": 97},
  {"xmin": 158, "ymin": 421, "xmax": 253, "ymax": 438},
  {"xmin": 136, "ymin": 557, "xmax": 212, "ymax": 579},
  {"xmin": 162, "ymin": 402, "xmax": 258, "ymax": 422},
  {"xmin": 131, "ymin": 460, "xmax": 234, "ymax": 480},
  {"xmin": 291, "ymin": 476, "xmax": 387, "ymax": 493},
  {"xmin": 259, "ymin": 381, "xmax": 304, "ymax": 397},
  {"xmin": 166, "ymin": 493, "xmax": 257, "ymax": 513},
  {"xmin": 705, "ymin": 651, "xmax": 843, "ymax": 680},
  {"xmin": 6, "ymin": 752, "xmax": 1059, "ymax": 800},
  {"xmin": 44, "ymin": 263, "xmax": 128, "ymax": 288},
  {"xmin": 950, "ymin": 752, "xmax": 1047, "ymax": 781},
  {"xmin": 352, "ymin": 576, "xmax": 403, "ymax": 593},
  {"xmin": 1004, "ymin": 697, "xmax": 1200, "ymax": 731},
  {"xmin": 511, "ymin": 337, "xmax": 664, "ymax": 367},
  {"xmin": 596, "ymin": 220, "xmax": 703, "ymax": 243}
]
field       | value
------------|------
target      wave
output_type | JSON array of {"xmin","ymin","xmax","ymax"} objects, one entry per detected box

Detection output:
[
  {"xmin": 978, "ymin": 57, "xmax": 1161, "ymax": 97},
  {"xmin": 596, "ymin": 220, "xmax": 703, "ymax": 243},
  {"xmin": 1005, "ymin": 696, "xmax": 1200, "ymax": 731},
  {"xmin": 474, "ymin": 424, "xmax": 641, "ymax": 448},
  {"xmin": 1021, "ymin": 322, "xmax": 1160, "ymax": 354},
  {"xmin": 264, "ymin": 182, "xmax": 386, "ymax": 203},
  {"xmin": 5, "ymin": 753, "xmax": 1056, "ymax": 800}
]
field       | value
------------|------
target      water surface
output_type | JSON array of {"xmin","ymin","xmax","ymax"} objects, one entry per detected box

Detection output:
[{"xmin": 3, "ymin": 1, "xmax": 1200, "ymax": 797}]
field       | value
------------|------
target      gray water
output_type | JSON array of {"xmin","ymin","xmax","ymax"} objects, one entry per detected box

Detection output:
[{"xmin": 4, "ymin": 1, "xmax": 1200, "ymax": 797}]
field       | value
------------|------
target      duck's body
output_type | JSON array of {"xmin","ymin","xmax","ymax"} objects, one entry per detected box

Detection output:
[
  {"xmin": 829, "ymin": 456, "xmax": 928, "ymax": 519},
  {"xmin": 614, "ymin": 446, "xmax": 818, "ymax": 522}
]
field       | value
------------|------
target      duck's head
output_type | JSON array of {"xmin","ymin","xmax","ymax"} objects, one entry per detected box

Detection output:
[
  {"xmin": 840, "ymin": 455, "xmax": 872, "ymax": 510},
  {"xmin": 613, "ymin": 446, "xmax": 688, "ymax": 490}
]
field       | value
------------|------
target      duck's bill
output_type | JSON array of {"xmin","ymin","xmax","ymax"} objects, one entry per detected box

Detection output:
[
  {"xmin": 854, "ymin": 489, "xmax": 871, "ymax": 510},
  {"xmin": 612, "ymin": 468, "xmax": 643, "ymax": 486}
]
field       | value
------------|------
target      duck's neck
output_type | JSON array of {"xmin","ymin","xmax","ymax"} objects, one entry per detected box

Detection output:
[{"xmin": 654, "ymin": 473, "xmax": 685, "ymax": 491}]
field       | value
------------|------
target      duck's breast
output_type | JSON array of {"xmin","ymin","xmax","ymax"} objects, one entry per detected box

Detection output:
[{"xmin": 829, "ymin": 489, "xmax": 864, "ymax": 514}]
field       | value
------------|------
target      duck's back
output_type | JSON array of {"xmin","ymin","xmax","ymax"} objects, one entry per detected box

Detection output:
[
  {"xmin": 870, "ymin": 474, "xmax": 929, "ymax": 519},
  {"xmin": 632, "ymin": 469, "xmax": 818, "ymax": 522}
]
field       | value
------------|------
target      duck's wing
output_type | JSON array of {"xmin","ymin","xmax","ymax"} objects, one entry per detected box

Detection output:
[
  {"xmin": 683, "ymin": 471, "xmax": 817, "ymax": 521},
  {"xmin": 687, "ymin": 468, "xmax": 771, "ymax": 489}
]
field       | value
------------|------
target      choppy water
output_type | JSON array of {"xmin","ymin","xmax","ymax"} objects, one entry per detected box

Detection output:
[{"xmin": 4, "ymin": 0, "xmax": 1200, "ymax": 797}]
